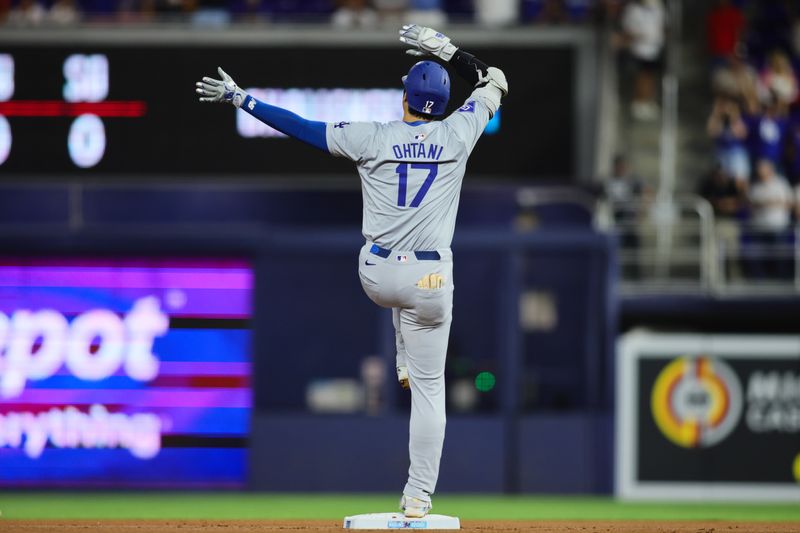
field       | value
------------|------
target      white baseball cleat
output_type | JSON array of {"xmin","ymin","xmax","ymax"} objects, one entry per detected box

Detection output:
[
  {"xmin": 400, "ymin": 495, "xmax": 432, "ymax": 518},
  {"xmin": 396, "ymin": 366, "xmax": 410, "ymax": 390}
]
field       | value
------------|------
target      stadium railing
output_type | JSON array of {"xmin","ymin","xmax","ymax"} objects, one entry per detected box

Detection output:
[{"xmin": 600, "ymin": 194, "xmax": 800, "ymax": 295}]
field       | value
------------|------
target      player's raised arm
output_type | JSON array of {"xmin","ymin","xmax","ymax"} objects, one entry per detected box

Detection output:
[
  {"xmin": 195, "ymin": 67, "xmax": 329, "ymax": 153},
  {"xmin": 399, "ymin": 24, "xmax": 508, "ymax": 116}
]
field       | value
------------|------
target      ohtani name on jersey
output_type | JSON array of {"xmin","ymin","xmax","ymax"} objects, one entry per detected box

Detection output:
[{"xmin": 392, "ymin": 143, "xmax": 444, "ymax": 160}]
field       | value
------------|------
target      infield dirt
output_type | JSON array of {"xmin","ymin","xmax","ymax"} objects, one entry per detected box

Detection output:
[{"xmin": 1, "ymin": 520, "xmax": 799, "ymax": 532}]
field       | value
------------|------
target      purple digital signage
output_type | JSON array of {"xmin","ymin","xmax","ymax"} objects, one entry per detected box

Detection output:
[{"xmin": 0, "ymin": 258, "xmax": 253, "ymax": 488}]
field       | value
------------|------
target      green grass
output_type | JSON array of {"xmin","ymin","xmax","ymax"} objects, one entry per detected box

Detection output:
[{"xmin": 1, "ymin": 493, "xmax": 799, "ymax": 521}]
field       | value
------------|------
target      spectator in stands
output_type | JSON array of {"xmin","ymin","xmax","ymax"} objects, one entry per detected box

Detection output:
[
  {"xmin": 373, "ymin": 0, "xmax": 407, "ymax": 26},
  {"xmin": 332, "ymin": 0, "xmax": 378, "ymax": 28},
  {"xmin": 706, "ymin": 0, "xmax": 746, "ymax": 65},
  {"xmin": 619, "ymin": 0, "xmax": 665, "ymax": 121},
  {"xmin": 7, "ymin": 0, "xmax": 46, "ymax": 25},
  {"xmin": 476, "ymin": 0, "xmax": 518, "ymax": 27},
  {"xmin": 405, "ymin": 0, "xmax": 446, "ymax": 27},
  {"xmin": 604, "ymin": 154, "xmax": 650, "ymax": 279},
  {"xmin": 112, "ymin": 0, "xmax": 146, "ymax": 23},
  {"xmin": 745, "ymin": 94, "xmax": 789, "ymax": 168},
  {"xmin": 758, "ymin": 50, "xmax": 799, "ymax": 111},
  {"xmin": 707, "ymin": 97, "xmax": 750, "ymax": 187},
  {"xmin": 711, "ymin": 48, "xmax": 760, "ymax": 114},
  {"xmin": 745, "ymin": 159, "xmax": 794, "ymax": 279},
  {"xmin": 699, "ymin": 165, "xmax": 745, "ymax": 280},
  {"xmin": 189, "ymin": 0, "xmax": 232, "ymax": 26},
  {"xmin": 48, "ymin": 0, "xmax": 80, "ymax": 25}
]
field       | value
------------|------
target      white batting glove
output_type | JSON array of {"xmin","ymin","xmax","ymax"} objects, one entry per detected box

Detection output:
[
  {"xmin": 399, "ymin": 24, "xmax": 458, "ymax": 62},
  {"xmin": 195, "ymin": 67, "xmax": 248, "ymax": 108}
]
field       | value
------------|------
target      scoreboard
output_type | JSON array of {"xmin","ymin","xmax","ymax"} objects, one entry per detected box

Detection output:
[
  {"xmin": 0, "ymin": 44, "xmax": 575, "ymax": 179},
  {"xmin": 0, "ymin": 53, "xmax": 145, "ymax": 169}
]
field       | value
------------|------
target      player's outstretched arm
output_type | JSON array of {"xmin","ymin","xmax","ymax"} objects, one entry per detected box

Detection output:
[
  {"xmin": 195, "ymin": 67, "xmax": 329, "ymax": 153},
  {"xmin": 399, "ymin": 24, "xmax": 508, "ymax": 100}
]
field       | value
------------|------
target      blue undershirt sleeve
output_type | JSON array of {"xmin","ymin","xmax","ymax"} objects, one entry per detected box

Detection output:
[{"xmin": 241, "ymin": 95, "xmax": 329, "ymax": 153}]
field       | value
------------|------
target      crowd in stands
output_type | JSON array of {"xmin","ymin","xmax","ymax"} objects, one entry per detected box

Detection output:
[
  {"xmin": 0, "ymin": 0, "xmax": 604, "ymax": 27},
  {"xmin": 701, "ymin": 0, "xmax": 800, "ymax": 281},
  {"xmin": 614, "ymin": 0, "xmax": 665, "ymax": 121}
]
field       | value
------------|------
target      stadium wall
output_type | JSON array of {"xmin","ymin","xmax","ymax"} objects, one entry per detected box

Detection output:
[{"xmin": 0, "ymin": 184, "xmax": 616, "ymax": 493}]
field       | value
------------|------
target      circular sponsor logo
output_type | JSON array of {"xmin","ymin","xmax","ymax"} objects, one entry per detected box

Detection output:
[{"xmin": 651, "ymin": 356, "xmax": 743, "ymax": 448}]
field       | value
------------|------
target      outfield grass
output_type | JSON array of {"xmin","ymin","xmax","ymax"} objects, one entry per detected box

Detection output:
[{"xmin": 0, "ymin": 493, "xmax": 799, "ymax": 522}]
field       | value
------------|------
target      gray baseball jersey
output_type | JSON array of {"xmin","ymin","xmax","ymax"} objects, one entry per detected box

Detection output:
[
  {"xmin": 329, "ymin": 82, "xmax": 503, "ymax": 504},
  {"xmin": 326, "ymin": 86, "xmax": 498, "ymax": 251}
]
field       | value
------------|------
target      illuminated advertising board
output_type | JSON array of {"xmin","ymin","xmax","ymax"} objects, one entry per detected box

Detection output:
[
  {"xmin": 616, "ymin": 332, "xmax": 800, "ymax": 501},
  {"xmin": 0, "ymin": 258, "xmax": 253, "ymax": 488},
  {"xmin": 236, "ymin": 87, "xmax": 501, "ymax": 139}
]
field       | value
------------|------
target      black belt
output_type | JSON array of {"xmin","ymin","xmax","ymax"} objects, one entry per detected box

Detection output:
[{"xmin": 370, "ymin": 244, "xmax": 441, "ymax": 261}]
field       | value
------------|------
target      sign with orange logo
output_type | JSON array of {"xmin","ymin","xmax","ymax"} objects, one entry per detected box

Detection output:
[
  {"xmin": 616, "ymin": 333, "xmax": 800, "ymax": 501},
  {"xmin": 650, "ymin": 356, "xmax": 743, "ymax": 449}
]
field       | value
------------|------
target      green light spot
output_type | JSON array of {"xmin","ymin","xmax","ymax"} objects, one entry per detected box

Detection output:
[{"xmin": 475, "ymin": 371, "xmax": 496, "ymax": 392}]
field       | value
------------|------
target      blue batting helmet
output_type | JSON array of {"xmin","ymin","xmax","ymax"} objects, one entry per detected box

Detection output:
[{"xmin": 402, "ymin": 61, "xmax": 450, "ymax": 117}]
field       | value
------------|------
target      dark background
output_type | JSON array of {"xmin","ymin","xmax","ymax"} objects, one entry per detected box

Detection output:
[{"xmin": 0, "ymin": 45, "xmax": 573, "ymax": 178}]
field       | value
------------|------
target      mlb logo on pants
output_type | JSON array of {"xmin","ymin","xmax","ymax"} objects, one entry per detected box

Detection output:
[{"xmin": 397, "ymin": 255, "xmax": 408, "ymax": 263}]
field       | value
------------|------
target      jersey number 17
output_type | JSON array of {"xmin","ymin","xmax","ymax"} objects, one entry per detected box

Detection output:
[{"xmin": 396, "ymin": 163, "xmax": 439, "ymax": 208}]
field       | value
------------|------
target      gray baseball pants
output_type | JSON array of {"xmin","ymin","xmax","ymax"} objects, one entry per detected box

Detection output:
[{"xmin": 358, "ymin": 243, "xmax": 453, "ymax": 503}]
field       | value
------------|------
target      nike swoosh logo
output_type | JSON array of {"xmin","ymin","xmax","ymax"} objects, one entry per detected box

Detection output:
[{"xmin": 365, "ymin": 260, "xmax": 376, "ymax": 266}]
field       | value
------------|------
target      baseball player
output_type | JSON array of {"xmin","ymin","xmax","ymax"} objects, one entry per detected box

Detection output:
[{"xmin": 196, "ymin": 24, "xmax": 507, "ymax": 518}]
